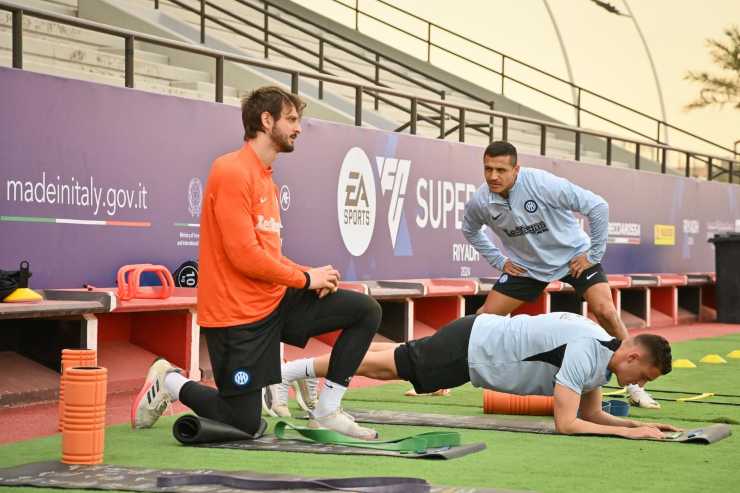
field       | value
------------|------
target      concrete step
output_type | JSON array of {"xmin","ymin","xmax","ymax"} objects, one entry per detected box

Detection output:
[
  {"xmin": 99, "ymin": 45, "xmax": 169, "ymax": 65},
  {"xmin": 0, "ymin": 52, "xmax": 240, "ymax": 106},
  {"xmin": 18, "ymin": 0, "xmax": 78, "ymax": 17},
  {"xmin": 0, "ymin": 11, "xmax": 118, "ymax": 49},
  {"xmin": 171, "ymin": 80, "xmax": 239, "ymax": 98},
  {"xmin": 0, "ymin": 31, "xmax": 213, "ymax": 83}
]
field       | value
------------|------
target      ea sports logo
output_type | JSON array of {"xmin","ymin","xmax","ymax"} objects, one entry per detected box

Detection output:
[{"xmin": 337, "ymin": 147, "xmax": 376, "ymax": 256}]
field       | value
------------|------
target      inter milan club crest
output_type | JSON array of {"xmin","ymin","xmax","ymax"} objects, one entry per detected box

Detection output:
[
  {"xmin": 188, "ymin": 177, "xmax": 203, "ymax": 218},
  {"xmin": 524, "ymin": 200, "xmax": 538, "ymax": 213}
]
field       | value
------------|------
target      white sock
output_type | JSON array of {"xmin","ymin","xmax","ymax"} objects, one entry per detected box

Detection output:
[
  {"xmin": 313, "ymin": 380, "xmax": 347, "ymax": 418},
  {"xmin": 281, "ymin": 358, "xmax": 316, "ymax": 383},
  {"xmin": 164, "ymin": 372, "xmax": 189, "ymax": 401},
  {"xmin": 626, "ymin": 383, "xmax": 642, "ymax": 392}
]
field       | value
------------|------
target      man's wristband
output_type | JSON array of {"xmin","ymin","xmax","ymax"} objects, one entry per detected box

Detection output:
[{"xmin": 303, "ymin": 271, "xmax": 311, "ymax": 289}]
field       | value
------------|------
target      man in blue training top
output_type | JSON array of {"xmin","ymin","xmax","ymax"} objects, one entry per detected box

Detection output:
[
  {"xmin": 461, "ymin": 141, "xmax": 657, "ymax": 408},
  {"xmin": 282, "ymin": 312, "xmax": 680, "ymax": 439}
]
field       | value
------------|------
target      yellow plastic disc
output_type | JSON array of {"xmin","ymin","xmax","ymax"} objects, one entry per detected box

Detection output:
[
  {"xmin": 672, "ymin": 359, "xmax": 697, "ymax": 369},
  {"xmin": 726, "ymin": 350, "xmax": 740, "ymax": 359},
  {"xmin": 699, "ymin": 354, "xmax": 728, "ymax": 364}
]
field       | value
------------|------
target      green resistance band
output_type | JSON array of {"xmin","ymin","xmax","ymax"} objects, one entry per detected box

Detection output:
[{"xmin": 274, "ymin": 421, "xmax": 460, "ymax": 454}]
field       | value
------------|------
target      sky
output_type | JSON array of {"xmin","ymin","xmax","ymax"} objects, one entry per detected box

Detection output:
[{"xmin": 295, "ymin": 0, "xmax": 739, "ymax": 159}]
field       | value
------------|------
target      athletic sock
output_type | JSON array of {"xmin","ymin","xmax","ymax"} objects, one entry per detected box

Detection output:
[
  {"xmin": 313, "ymin": 380, "xmax": 347, "ymax": 418},
  {"xmin": 164, "ymin": 371, "xmax": 189, "ymax": 401},
  {"xmin": 281, "ymin": 358, "xmax": 316, "ymax": 383}
]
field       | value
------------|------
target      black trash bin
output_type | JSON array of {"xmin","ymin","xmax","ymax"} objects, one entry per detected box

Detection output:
[{"xmin": 708, "ymin": 233, "xmax": 740, "ymax": 324}]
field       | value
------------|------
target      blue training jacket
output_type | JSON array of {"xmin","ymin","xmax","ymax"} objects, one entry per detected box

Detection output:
[{"xmin": 462, "ymin": 167, "xmax": 608, "ymax": 282}]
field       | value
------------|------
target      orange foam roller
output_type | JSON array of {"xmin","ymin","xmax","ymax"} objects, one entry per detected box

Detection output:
[
  {"xmin": 61, "ymin": 366, "xmax": 107, "ymax": 465},
  {"xmin": 483, "ymin": 389, "xmax": 554, "ymax": 416},
  {"xmin": 58, "ymin": 349, "xmax": 97, "ymax": 432}
]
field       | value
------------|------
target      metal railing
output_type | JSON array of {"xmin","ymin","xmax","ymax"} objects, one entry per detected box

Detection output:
[
  {"xmin": 328, "ymin": 0, "xmax": 737, "ymax": 158},
  {"xmin": 2, "ymin": 0, "xmax": 738, "ymax": 184},
  {"xmin": 151, "ymin": 0, "xmax": 497, "ymax": 139}
]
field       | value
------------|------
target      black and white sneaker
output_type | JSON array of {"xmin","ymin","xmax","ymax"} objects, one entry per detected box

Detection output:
[{"xmin": 131, "ymin": 358, "xmax": 178, "ymax": 429}]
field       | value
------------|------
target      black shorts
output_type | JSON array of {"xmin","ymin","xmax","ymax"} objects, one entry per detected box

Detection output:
[
  {"xmin": 493, "ymin": 263, "xmax": 608, "ymax": 302},
  {"xmin": 203, "ymin": 287, "xmax": 360, "ymax": 397},
  {"xmin": 394, "ymin": 315, "xmax": 475, "ymax": 394}
]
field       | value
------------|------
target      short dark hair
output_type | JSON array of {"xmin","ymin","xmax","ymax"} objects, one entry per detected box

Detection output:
[
  {"xmin": 635, "ymin": 334, "xmax": 672, "ymax": 375},
  {"xmin": 241, "ymin": 86, "xmax": 306, "ymax": 140},
  {"xmin": 483, "ymin": 140, "xmax": 517, "ymax": 166}
]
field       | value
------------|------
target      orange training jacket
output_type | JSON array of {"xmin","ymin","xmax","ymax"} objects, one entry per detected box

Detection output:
[{"xmin": 197, "ymin": 142, "xmax": 306, "ymax": 327}]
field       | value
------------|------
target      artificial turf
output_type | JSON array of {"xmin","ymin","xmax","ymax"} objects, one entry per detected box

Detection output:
[{"xmin": 1, "ymin": 334, "xmax": 739, "ymax": 493}]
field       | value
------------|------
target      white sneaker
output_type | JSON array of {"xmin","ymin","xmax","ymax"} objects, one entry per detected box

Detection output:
[
  {"xmin": 308, "ymin": 409, "xmax": 378, "ymax": 440},
  {"xmin": 626, "ymin": 385, "xmax": 661, "ymax": 409},
  {"xmin": 294, "ymin": 378, "xmax": 319, "ymax": 412},
  {"xmin": 131, "ymin": 358, "xmax": 178, "ymax": 429},
  {"xmin": 262, "ymin": 382, "xmax": 291, "ymax": 417}
]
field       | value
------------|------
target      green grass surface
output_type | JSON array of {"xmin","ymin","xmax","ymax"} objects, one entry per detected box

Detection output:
[{"xmin": 2, "ymin": 335, "xmax": 740, "ymax": 493}]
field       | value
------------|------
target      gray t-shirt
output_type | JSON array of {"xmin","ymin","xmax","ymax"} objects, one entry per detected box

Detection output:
[{"xmin": 467, "ymin": 312, "xmax": 617, "ymax": 396}]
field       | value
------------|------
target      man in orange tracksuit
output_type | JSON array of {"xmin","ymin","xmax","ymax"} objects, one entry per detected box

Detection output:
[{"xmin": 132, "ymin": 86, "xmax": 381, "ymax": 440}]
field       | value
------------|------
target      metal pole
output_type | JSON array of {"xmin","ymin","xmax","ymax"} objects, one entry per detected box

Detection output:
[
  {"xmin": 318, "ymin": 38, "xmax": 324, "ymax": 99},
  {"xmin": 576, "ymin": 88, "xmax": 581, "ymax": 127},
  {"xmin": 355, "ymin": 86, "xmax": 362, "ymax": 126},
  {"xmin": 488, "ymin": 101, "xmax": 495, "ymax": 142},
  {"xmin": 459, "ymin": 108, "xmax": 465, "ymax": 143},
  {"xmin": 155, "ymin": 0, "xmax": 159, "ymax": 9},
  {"xmin": 200, "ymin": 0, "xmax": 205, "ymax": 44},
  {"xmin": 439, "ymin": 90, "xmax": 446, "ymax": 138},
  {"xmin": 215, "ymin": 55, "xmax": 224, "ymax": 103},
  {"xmin": 540, "ymin": 125, "xmax": 547, "ymax": 155},
  {"xmin": 264, "ymin": 1, "xmax": 269, "ymax": 59},
  {"xmin": 685, "ymin": 153, "xmax": 691, "ymax": 177},
  {"xmin": 355, "ymin": 0, "xmax": 359, "ymax": 30},
  {"xmin": 543, "ymin": 0, "xmax": 579, "ymax": 123},
  {"xmin": 374, "ymin": 53, "xmax": 380, "ymax": 110},
  {"xmin": 606, "ymin": 137, "xmax": 612, "ymax": 165},
  {"xmin": 290, "ymin": 72, "xmax": 299, "ymax": 94},
  {"xmin": 410, "ymin": 98, "xmax": 417, "ymax": 135},
  {"xmin": 575, "ymin": 131, "xmax": 581, "ymax": 161},
  {"xmin": 125, "ymin": 35, "xmax": 134, "ymax": 88},
  {"xmin": 707, "ymin": 157, "xmax": 713, "ymax": 181},
  {"xmin": 730, "ymin": 160, "xmax": 735, "ymax": 184},
  {"xmin": 634, "ymin": 143, "xmax": 640, "ymax": 169},
  {"xmin": 502, "ymin": 116, "xmax": 508, "ymax": 142},
  {"xmin": 12, "ymin": 9, "xmax": 22, "ymax": 69},
  {"xmin": 661, "ymin": 147, "xmax": 667, "ymax": 174},
  {"xmin": 500, "ymin": 56, "xmax": 505, "ymax": 95},
  {"xmin": 623, "ymin": 0, "xmax": 670, "ymax": 144}
]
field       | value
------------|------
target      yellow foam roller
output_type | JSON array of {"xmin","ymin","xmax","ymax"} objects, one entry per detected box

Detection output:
[
  {"xmin": 726, "ymin": 350, "xmax": 740, "ymax": 359},
  {"xmin": 699, "ymin": 354, "xmax": 727, "ymax": 364},
  {"xmin": 672, "ymin": 359, "xmax": 697, "ymax": 369}
]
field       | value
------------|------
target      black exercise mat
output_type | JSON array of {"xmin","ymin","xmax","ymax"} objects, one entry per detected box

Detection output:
[
  {"xmin": 344, "ymin": 409, "xmax": 732, "ymax": 444},
  {"xmin": 173, "ymin": 414, "xmax": 485, "ymax": 459},
  {"xmin": 173, "ymin": 415, "xmax": 267, "ymax": 444},
  {"xmin": 0, "ymin": 461, "xmax": 521, "ymax": 492}
]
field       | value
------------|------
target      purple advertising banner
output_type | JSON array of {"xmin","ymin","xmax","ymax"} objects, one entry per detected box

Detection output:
[{"xmin": 1, "ymin": 67, "xmax": 738, "ymax": 288}]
